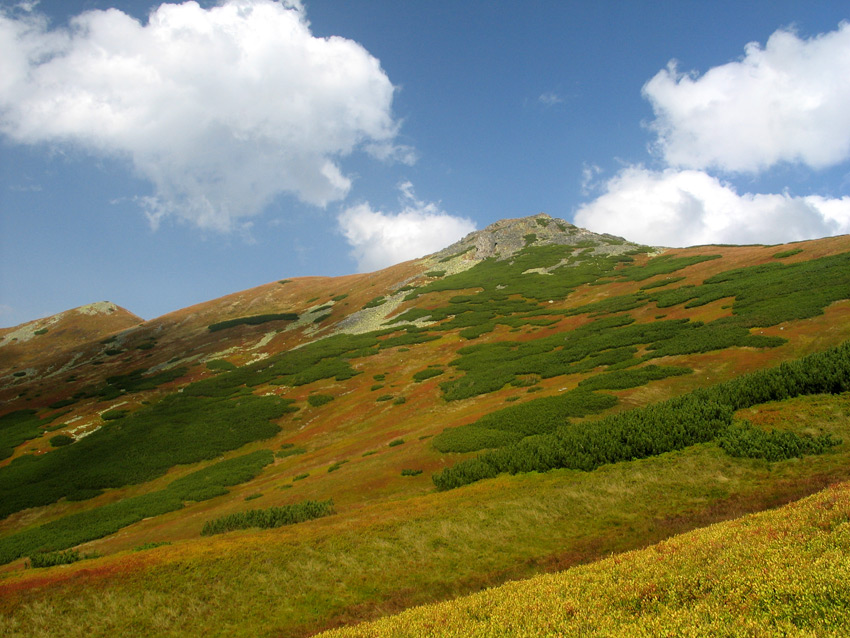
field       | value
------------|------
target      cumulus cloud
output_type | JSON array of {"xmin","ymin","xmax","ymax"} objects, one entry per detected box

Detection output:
[
  {"xmin": 338, "ymin": 182, "xmax": 476, "ymax": 272},
  {"xmin": 0, "ymin": 0, "xmax": 408, "ymax": 231},
  {"xmin": 644, "ymin": 22, "xmax": 850, "ymax": 173},
  {"xmin": 574, "ymin": 166, "xmax": 850, "ymax": 247}
]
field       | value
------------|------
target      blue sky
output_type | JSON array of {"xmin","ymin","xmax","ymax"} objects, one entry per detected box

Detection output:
[{"xmin": 2, "ymin": 0, "xmax": 849, "ymax": 327}]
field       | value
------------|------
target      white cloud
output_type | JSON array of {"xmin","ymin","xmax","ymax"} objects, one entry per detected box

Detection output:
[
  {"xmin": 0, "ymin": 0, "xmax": 406, "ymax": 231},
  {"xmin": 338, "ymin": 182, "xmax": 476, "ymax": 272},
  {"xmin": 574, "ymin": 166, "xmax": 850, "ymax": 247},
  {"xmin": 538, "ymin": 92, "xmax": 563, "ymax": 107},
  {"xmin": 643, "ymin": 22, "xmax": 850, "ymax": 172}
]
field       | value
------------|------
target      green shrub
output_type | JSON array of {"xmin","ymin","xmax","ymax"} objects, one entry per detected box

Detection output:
[
  {"xmin": 332, "ymin": 294, "xmax": 348, "ymax": 302},
  {"xmin": 101, "ymin": 409, "xmax": 129, "ymax": 421},
  {"xmin": 208, "ymin": 313, "xmax": 298, "ymax": 332},
  {"xmin": 718, "ymin": 421, "xmax": 839, "ymax": 461},
  {"xmin": 0, "ymin": 395, "xmax": 291, "ymax": 519},
  {"xmin": 200, "ymin": 499, "xmax": 334, "ymax": 536},
  {"xmin": 0, "ymin": 451, "xmax": 273, "ymax": 565},
  {"xmin": 276, "ymin": 445, "xmax": 306, "ymax": 459},
  {"xmin": 293, "ymin": 473, "xmax": 309, "ymax": 481},
  {"xmin": 413, "ymin": 367, "xmax": 444, "ymax": 382},
  {"xmin": 307, "ymin": 394, "xmax": 334, "ymax": 407},
  {"xmin": 393, "ymin": 396, "xmax": 407, "ymax": 405},
  {"xmin": 48, "ymin": 434, "xmax": 73, "ymax": 448},
  {"xmin": 376, "ymin": 395, "xmax": 394, "ymax": 402},
  {"xmin": 401, "ymin": 469, "xmax": 423, "ymax": 477},
  {"xmin": 327, "ymin": 460, "xmax": 349, "ymax": 473},
  {"xmin": 244, "ymin": 493, "xmax": 262, "ymax": 501},
  {"xmin": 425, "ymin": 270, "xmax": 446, "ymax": 277},
  {"xmin": 33, "ymin": 328, "xmax": 48, "ymax": 336},
  {"xmin": 388, "ymin": 439, "xmax": 405, "ymax": 447},
  {"xmin": 206, "ymin": 359, "xmax": 237, "ymax": 373},
  {"xmin": 133, "ymin": 541, "xmax": 171, "ymax": 552},
  {"xmin": 773, "ymin": 248, "xmax": 803, "ymax": 259},
  {"xmin": 29, "ymin": 549, "xmax": 81, "ymax": 568},
  {"xmin": 433, "ymin": 340, "xmax": 850, "ymax": 491},
  {"xmin": 363, "ymin": 296, "xmax": 387, "ymax": 309}
]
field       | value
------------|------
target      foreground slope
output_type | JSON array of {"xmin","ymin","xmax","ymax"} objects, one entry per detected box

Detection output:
[
  {"xmin": 2, "ymin": 214, "xmax": 850, "ymax": 635},
  {"xmin": 319, "ymin": 475, "xmax": 850, "ymax": 638}
]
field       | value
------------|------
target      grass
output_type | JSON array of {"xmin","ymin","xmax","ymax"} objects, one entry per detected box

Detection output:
[{"xmin": 318, "ymin": 479, "xmax": 850, "ymax": 637}]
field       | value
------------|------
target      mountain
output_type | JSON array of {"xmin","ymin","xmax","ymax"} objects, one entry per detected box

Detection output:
[{"xmin": 2, "ymin": 213, "xmax": 850, "ymax": 637}]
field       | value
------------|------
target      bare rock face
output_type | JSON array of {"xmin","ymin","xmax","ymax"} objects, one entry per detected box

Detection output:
[{"xmin": 433, "ymin": 212, "xmax": 637, "ymax": 262}]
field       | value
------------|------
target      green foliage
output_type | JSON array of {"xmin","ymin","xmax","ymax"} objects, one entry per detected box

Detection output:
[
  {"xmin": 307, "ymin": 394, "xmax": 335, "ymax": 407},
  {"xmin": 208, "ymin": 313, "xmax": 298, "ymax": 332},
  {"xmin": 373, "ymin": 374, "xmax": 386, "ymax": 381},
  {"xmin": 432, "ymin": 390, "xmax": 617, "ymax": 453},
  {"xmin": 388, "ymin": 439, "xmax": 405, "ymax": 447},
  {"xmin": 33, "ymin": 328, "xmax": 48, "ymax": 336},
  {"xmin": 48, "ymin": 434, "xmax": 73, "ymax": 448},
  {"xmin": 133, "ymin": 541, "xmax": 171, "ymax": 552},
  {"xmin": 47, "ymin": 398, "xmax": 75, "ymax": 410},
  {"xmin": 0, "ymin": 409, "xmax": 48, "ymax": 460},
  {"xmin": 200, "ymin": 499, "xmax": 334, "ymax": 536},
  {"xmin": 363, "ymin": 296, "xmax": 387, "ymax": 309},
  {"xmin": 535, "ymin": 217, "xmax": 550, "ymax": 227},
  {"xmin": 376, "ymin": 395, "xmax": 394, "ymax": 402},
  {"xmin": 136, "ymin": 341, "xmax": 156, "ymax": 351},
  {"xmin": 438, "ymin": 315, "xmax": 702, "ymax": 401},
  {"xmin": 276, "ymin": 444, "xmax": 306, "ymax": 459},
  {"xmin": 413, "ymin": 367, "xmax": 444, "ymax": 382},
  {"xmin": 245, "ymin": 493, "xmax": 263, "ymax": 501},
  {"xmin": 0, "ymin": 394, "xmax": 292, "ymax": 519},
  {"xmin": 327, "ymin": 460, "xmax": 349, "ymax": 473},
  {"xmin": 332, "ymin": 294, "xmax": 348, "ymax": 302},
  {"xmin": 0, "ymin": 450, "xmax": 274, "ymax": 565},
  {"xmin": 371, "ymin": 384, "xmax": 385, "ymax": 391},
  {"xmin": 616, "ymin": 254, "xmax": 721, "ymax": 282},
  {"xmin": 293, "ymin": 473, "xmax": 309, "ymax": 481},
  {"xmin": 393, "ymin": 396, "xmax": 407, "ymax": 405},
  {"xmin": 401, "ymin": 469, "xmax": 423, "ymax": 476},
  {"xmin": 773, "ymin": 248, "xmax": 803, "ymax": 259},
  {"xmin": 648, "ymin": 251, "xmax": 850, "ymax": 328},
  {"xmin": 206, "ymin": 359, "xmax": 237, "ymax": 373},
  {"xmin": 523, "ymin": 233, "xmax": 538, "ymax": 245},
  {"xmin": 101, "ymin": 409, "xmax": 129, "ymax": 421},
  {"xmin": 577, "ymin": 365, "xmax": 692, "ymax": 391},
  {"xmin": 434, "ymin": 340, "xmax": 850, "ymax": 490},
  {"xmin": 313, "ymin": 313, "xmax": 332, "ymax": 324},
  {"xmin": 278, "ymin": 280, "xmax": 292, "ymax": 285},
  {"xmin": 639, "ymin": 276, "xmax": 685, "ymax": 290},
  {"xmin": 425, "ymin": 270, "xmax": 446, "ymax": 277},
  {"xmin": 29, "ymin": 549, "xmax": 81, "ymax": 568},
  {"xmin": 432, "ymin": 427, "xmax": 522, "ymax": 453},
  {"xmin": 718, "ymin": 421, "xmax": 839, "ymax": 461},
  {"xmin": 438, "ymin": 246, "xmax": 474, "ymax": 262}
]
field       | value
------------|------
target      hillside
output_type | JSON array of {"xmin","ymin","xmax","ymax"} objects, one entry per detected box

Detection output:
[{"xmin": 2, "ymin": 213, "xmax": 850, "ymax": 636}]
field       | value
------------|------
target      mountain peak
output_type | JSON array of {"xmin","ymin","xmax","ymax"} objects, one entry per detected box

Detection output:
[{"xmin": 432, "ymin": 212, "xmax": 635, "ymax": 262}]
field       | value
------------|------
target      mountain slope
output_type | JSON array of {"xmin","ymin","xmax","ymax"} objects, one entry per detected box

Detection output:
[{"xmin": 1, "ymin": 214, "xmax": 850, "ymax": 636}]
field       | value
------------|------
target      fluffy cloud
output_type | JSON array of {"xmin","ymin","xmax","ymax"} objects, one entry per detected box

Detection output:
[
  {"xmin": 0, "ymin": 0, "xmax": 407, "ymax": 231},
  {"xmin": 338, "ymin": 182, "xmax": 476, "ymax": 272},
  {"xmin": 644, "ymin": 22, "xmax": 850, "ymax": 172},
  {"xmin": 574, "ymin": 166, "xmax": 850, "ymax": 247}
]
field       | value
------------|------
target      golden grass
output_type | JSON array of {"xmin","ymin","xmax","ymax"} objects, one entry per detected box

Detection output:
[{"xmin": 318, "ymin": 478, "xmax": 850, "ymax": 637}]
